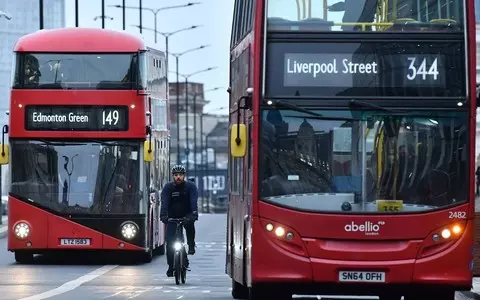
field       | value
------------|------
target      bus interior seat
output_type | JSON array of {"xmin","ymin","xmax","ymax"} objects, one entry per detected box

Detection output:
[
  {"xmin": 427, "ymin": 19, "xmax": 459, "ymax": 31},
  {"xmin": 387, "ymin": 18, "xmax": 422, "ymax": 31}
]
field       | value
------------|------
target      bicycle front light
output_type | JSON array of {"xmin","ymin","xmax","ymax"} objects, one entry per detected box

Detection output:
[
  {"xmin": 173, "ymin": 242, "xmax": 182, "ymax": 251},
  {"xmin": 121, "ymin": 222, "xmax": 138, "ymax": 239}
]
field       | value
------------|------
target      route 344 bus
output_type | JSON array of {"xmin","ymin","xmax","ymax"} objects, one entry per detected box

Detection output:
[
  {"xmin": 226, "ymin": 0, "xmax": 476, "ymax": 299},
  {"xmin": 1, "ymin": 28, "xmax": 170, "ymax": 263}
]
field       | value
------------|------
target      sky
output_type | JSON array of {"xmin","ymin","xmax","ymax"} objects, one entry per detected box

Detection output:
[{"xmin": 63, "ymin": 0, "xmax": 234, "ymax": 115}]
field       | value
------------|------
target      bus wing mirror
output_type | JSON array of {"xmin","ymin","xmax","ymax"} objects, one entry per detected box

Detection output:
[
  {"xmin": 230, "ymin": 124, "xmax": 247, "ymax": 158},
  {"xmin": 144, "ymin": 141, "xmax": 154, "ymax": 162}
]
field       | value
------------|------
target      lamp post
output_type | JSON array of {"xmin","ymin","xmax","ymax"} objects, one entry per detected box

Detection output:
[
  {"xmin": 75, "ymin": 0, "xmax": 79, "ymax": 26},
  {"xmin": 132, "ymin": 25, "xmax": 203, "ymax": 125},
  {"xmin": 39, "ymin": 0, "xmax": 43, "ymax": 29},
  {"xmin": 110, "ymin": 2, "xmax": 201, "ymax": 40},
  {"xmin": 0, "ymin": 10, "xmax": 9, "ymax": 223},
  {"xmin": 169, "ymin": 45, "xmax": 210, "ymax": 164},
  {"xmin": 193, "ymin": 87, "xmax": 223, "ymax": 176},
  {"xmin": 170, "ymin": 67, "xmax": 218, "ymax": 171}
]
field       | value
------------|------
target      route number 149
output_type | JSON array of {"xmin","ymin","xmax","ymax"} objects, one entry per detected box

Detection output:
[
  {"xmin": 406, "ymin": 57, "xmax": 439, "ymax": 81},
  {"xmin": 102, "ymin": 110, "xmax": 119, "ymax": 126}
]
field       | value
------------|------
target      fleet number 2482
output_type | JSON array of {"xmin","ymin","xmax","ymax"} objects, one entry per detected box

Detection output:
[{"xmin": 449, "ymin": 211, "xmax": 467, "ymax": 219}]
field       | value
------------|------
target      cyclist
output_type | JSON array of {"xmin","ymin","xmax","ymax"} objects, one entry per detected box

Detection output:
[{"xmin": 160, "ymin": 165, "xmax": 198, "ymax": 277}]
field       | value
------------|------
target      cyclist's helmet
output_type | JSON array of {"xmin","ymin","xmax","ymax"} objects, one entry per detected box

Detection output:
[{"xmin": 171, "ymin": 165, "xmax": 186, "ymax": 175}]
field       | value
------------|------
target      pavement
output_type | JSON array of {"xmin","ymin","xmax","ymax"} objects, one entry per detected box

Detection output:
[{"xmin": 0, "ymin": 214, "xmax": 475, "ymax": 300}]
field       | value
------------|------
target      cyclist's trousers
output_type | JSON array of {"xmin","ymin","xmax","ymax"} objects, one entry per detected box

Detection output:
[{"xmin": 166, "ymin": 222, "xmax": 195, "ymax": 267}]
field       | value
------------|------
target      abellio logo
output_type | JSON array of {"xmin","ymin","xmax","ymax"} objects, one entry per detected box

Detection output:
[{"xmin": 344, "ymin": 221, "xmax": 386, "ymax": 236}]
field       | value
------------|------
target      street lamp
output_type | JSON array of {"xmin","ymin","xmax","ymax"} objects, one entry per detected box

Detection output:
[
  {"xmin": 169, "ymin": 45, "xmax": 211, "ymax": 164},
  {"xmin": 93, "ymin": 16, "xmax": 114, "ymax": 22},
  {"xmin": 171, "ymin": 67, "xmax": 218, "ymax": 171},
  {"xmin": 0, "ymin": 10, "xmax": 12, "ymax": 20},
  {"xmin": 109, "ymin": 2, "xmax": 201, "ymax": 40}
]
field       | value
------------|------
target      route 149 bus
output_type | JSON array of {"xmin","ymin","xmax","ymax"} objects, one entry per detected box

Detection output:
[
  {"xmin": 1, "ymin": 28, "xmax": 169, "ymax": 263},
  {"xmin": 226, "ymin": 0, "xmax": 476, "ymax": 299}
]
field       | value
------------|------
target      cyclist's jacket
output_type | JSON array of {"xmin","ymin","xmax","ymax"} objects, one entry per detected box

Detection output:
[{"xmin": 160, "ymin": 181, "xmax": 198, "ymax": 218}]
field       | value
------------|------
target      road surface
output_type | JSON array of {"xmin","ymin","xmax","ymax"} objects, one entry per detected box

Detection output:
[{"xmin": 0, "ymin": 214, "xmax": 475, "ymax": 299}]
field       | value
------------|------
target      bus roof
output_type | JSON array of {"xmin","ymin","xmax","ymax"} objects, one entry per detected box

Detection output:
[{"xmin": 14, "ymin": 27, "xmax": 148, "ymax": 53}]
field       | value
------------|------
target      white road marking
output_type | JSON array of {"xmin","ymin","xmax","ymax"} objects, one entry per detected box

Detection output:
[{"xmin": 19, "ymin": 265, "xmax": 119, "ymax": 300}]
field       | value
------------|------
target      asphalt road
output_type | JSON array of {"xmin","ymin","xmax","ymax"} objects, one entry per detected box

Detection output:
[{"xmin": 0, "ymin": 214, "xmax": 475, "ymax": 300}]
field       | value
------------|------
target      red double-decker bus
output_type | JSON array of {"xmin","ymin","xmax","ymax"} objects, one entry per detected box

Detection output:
[
  {"xmin": 226, "ymin": 0, "xmax": 476, "ymax": 299},
  {"xmin": 2, "ymin": 28, "xmax": 169, "ymax": 263}
]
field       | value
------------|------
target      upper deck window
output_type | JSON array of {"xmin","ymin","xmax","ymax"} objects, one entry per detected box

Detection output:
[
  {"xmin": 267, "ymin": 0, "xmax": 464, "ymax": 32},
  {"xmin": 13, "ymin": 53, "xmax": 141, "ymax": 90}
]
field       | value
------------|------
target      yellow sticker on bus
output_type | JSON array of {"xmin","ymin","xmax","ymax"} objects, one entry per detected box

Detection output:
[{"xmin": 376, "ymin": 200, "xmax": 403, "ymax": 212}]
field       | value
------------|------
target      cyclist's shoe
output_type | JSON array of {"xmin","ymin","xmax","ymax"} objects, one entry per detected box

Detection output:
[
  {"xmin": 166, "ymin": 267, "xmax": 174, "ymax": 277},
  {"xmin": 188, "ymin": 244, "xmax": 195, "ymax": 255}
]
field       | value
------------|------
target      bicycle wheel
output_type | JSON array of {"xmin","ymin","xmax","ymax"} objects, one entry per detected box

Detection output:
[
  {"xmin": 181, "ymin": 267, "xmax": 186, "ymax": 284},
  {"xmin": 174, "ymin": 252, "xmax": 181, "ymax": 285}
]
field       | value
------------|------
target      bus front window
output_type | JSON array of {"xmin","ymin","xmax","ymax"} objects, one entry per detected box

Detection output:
[
  {"xmin": 259, "ymin": 109, "xmax": 468, "ymax": 213},
  {"xmin": 10, "ymin": 140, "xmax": 142, "ymax": 214},
  {"xmin": 13, "ymin": 53, "xmax": 138, "ymax": 90}
]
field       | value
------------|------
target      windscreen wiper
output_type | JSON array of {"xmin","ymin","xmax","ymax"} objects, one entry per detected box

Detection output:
[
  {"xmin": 348, "ymin": 99, "xmax": 405, "ymax": 113},
  {"xmin": 267, "ymin": 99, "xmax": 356, "ymax": 121},
  {"xmin": 267, "ymin": 99, "xmax": 324, "ymax": 118}
]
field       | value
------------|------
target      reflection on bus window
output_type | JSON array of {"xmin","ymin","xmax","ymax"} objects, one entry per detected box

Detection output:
[
  {"xmin": 10, "ymin": 140, "xmax": 141, "ymax": 214},
  {"xmin": 259, "ymin": 109, "xmax": 468, "ymax": 213},
  {"xmin": 267, "ymin": 0, "xmax": 464, "ymax": 32},
  {"xmin": 14, "ymin": 53, "xmax": 139, "ymax": 90}
]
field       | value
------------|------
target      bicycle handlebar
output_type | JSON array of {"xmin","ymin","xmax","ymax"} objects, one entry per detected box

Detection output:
[{"xmin": 167, "ymin": 217, "xmax": 188, "ymax": 223}]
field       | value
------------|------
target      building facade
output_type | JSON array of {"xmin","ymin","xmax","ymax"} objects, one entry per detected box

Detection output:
[
  {"xmin": 0, "ymin": 0, "xmax": 65, "ymax": 116},
  {"xmin": 168, "ymin": 81, "xmax": 228, "ymax": 169},
  {"xmin": 0, "ymin": 0, "xmax": 65, "ymax": 208}
]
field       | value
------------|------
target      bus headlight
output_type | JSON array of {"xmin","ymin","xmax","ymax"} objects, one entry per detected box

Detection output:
[
  {"xmin": 121, "ymin": 222, "xmax": 138, "ymax": 239},
  {"xmin": 173, "ymin": 242, "xmax": 182, "ymax": 251},
  {"xmin": 14, "ymin": 222, "xmax": 30, "ymax": 239}
]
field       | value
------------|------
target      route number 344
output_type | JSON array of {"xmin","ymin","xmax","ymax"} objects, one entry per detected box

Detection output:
[{"xmin": 406, "ymin": 57, "xmax": 439, "ymax": 81}]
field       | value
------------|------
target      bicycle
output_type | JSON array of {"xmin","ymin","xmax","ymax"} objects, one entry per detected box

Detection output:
[{"xmin": 168, "ymin": 217, "xmax": 189, "ymax": 285}]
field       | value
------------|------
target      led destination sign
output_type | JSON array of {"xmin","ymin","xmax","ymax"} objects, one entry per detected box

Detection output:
[
  {"xmin": 266, "ymin": 41, "xmax": 465, "ymax": 98},
  {"xmin": 284, "ymin": 53, "xmax": 444, "ymax": 88},
  {"xmin": 26, "ymin": 105, "xmax": 128, "ymax": 131}
]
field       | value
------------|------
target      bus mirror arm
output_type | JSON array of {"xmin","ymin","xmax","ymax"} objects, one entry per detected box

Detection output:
[
  {"xmin": 1, "ymin": 125, "xmax": 8, "ymax": 156},
  {"xmin": 234, "ymin": 90, "xmax": 253, "ymax": 145},
  {"xmin": 146, "ymin": 126, "xmax": 152, "ymax": 153}
]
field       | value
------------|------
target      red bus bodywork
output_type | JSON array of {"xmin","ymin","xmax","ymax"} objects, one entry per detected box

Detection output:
[
  {"xmin": 7, "ymin": 28, "xmax": 168, "ymax": 263},
  {"xmin": 226, "ymin": 1, "xmax": 476, "ymax": 299}
]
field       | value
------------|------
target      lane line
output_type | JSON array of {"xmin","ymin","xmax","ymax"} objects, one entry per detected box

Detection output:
[{"xmin": 18, "ymin": 264, "xmax": 119, "ymax": 300}]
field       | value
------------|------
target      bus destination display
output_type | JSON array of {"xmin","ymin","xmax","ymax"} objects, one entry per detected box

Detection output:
[
  {"xmin": 265, "ymin": 41, "xmax": 464, "ymax": 97},
  {"xmin": 283, "ymin": 53, "xmax": 445, "ymax": 88},
  {"xmin": 25, "ymin": 105, "xmax": 128, "ymax": 131}
]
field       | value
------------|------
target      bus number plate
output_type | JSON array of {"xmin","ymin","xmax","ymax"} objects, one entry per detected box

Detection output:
[
  {"xmin": 60, "ymin": 238, "xmax": 91, "ymax": 246},
  {"xmin": 339, "ymin": 271, "xmax": 385, "ymax": 282}
]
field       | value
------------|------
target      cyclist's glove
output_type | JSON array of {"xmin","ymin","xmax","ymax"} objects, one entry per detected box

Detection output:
[{"xmin": 189, "ymin": 211, "xmax": 199, "ymax": 222}]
